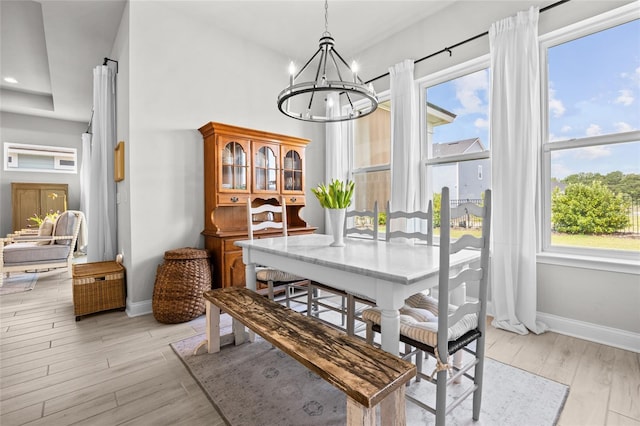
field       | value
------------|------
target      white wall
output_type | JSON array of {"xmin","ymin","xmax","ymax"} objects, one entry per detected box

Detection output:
[
  {"xmin": 110, "ymin": 1, "xmax": 132, "ymax": 308},
  {"xmin": 0, "ymin": 112, "xmax": 85, "ymax": 234},
  {"xmin": 121, "ymin": 1, "xmax": 324, "ymax": 314},
  {"xmin": 353, "ymin": 0, "xmax": 639, "ymax": 348}
]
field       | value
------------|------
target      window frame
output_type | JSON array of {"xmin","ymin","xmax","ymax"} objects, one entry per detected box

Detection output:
[
  {"xmin": 417, "ymin": 56, "xmax": 491, "ymax": 206},
  {"xmin": 3, "ymin": 142, "xmax": 78, "ymax": 174},
  {"xmin": 349, "ymin": 92, "xmax": 392, "ymax": 232},
  {"xmin": 539, "ymin": 3, "xmax": 640, "ymax": 264}
]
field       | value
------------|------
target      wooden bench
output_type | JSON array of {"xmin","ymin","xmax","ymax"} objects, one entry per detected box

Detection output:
[{"xmin": 201, "ymin": 287, "xmax": 416, "ymax": 426}]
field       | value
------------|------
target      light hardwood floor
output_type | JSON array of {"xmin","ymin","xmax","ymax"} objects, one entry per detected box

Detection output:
[{"xmin": 1, "ymin": 269, "xmax": 638, "ymax": 425}]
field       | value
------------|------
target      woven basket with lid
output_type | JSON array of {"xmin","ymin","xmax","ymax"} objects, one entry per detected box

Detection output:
[{"xmin": 152, "ymin": 247, "xmax": 212, "ymax": 324}]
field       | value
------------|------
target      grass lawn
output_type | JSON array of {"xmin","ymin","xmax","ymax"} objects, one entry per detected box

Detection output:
[
  {"xmin": 432, "ymin": 228, "xmax": 640, "ymax": 251},
  {"xmin": 551, "ymin": 232, "xmax": 640, "ymax": 251}
]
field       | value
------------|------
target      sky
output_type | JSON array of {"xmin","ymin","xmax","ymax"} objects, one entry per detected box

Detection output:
[{"xmin": 425, "ymin": 18, "xmax": 640, "ymax": 181}]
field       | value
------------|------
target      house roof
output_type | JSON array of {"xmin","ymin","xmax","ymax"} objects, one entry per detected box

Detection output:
[{"xmin": 432, "ymin": 137, "xmax": 486, "ymax": 157}]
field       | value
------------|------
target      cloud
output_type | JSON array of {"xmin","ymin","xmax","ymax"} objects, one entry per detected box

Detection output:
[
  {"xmin": 548, "ymin": 86, "xmax": 565, "ymax": 118},
  {"xmin": 614, "ymin": 89, "xmax": 634, "ymax": 106},
  {"xmin": 575, "ymin": 145, "xmax": 611, "ymax": 160},
  {"xmin": 474, "ymin": 117, "xmax": 489, "ymax": 129},
  {"xmin": 551, "ymin": 162, "xmax": 573, "ymax": 180},
  {"xmin": 453, "ymin": 69, "xmax": 489, "ymax": 115},
  {"xmin": 561, "ymin": 125, "xmax": 572, "ymax": 133},
  {"xmin": 549, "ymin": 133, "xmax": 568, "ymax": 142},
  {"xmin": 585, "ymin": 124, "xmax": 602, "ymax": 137},
  {"xmin": 614, "ymin": 121, "xmax": 634, "ymax": 132}
]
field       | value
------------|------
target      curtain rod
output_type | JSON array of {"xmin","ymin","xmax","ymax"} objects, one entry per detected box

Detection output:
[
  {"xmin": 364, "ymin": 0, "xmax": 571, "ymax": 85},
  {"xmin": 103, "ymin": 57, "xmax": 119, "ymax": 73}
]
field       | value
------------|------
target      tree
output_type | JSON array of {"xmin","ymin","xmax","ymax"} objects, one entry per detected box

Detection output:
[
  {"xmin": 620, "ymin": 173, "xmax": 640, "ymax": 200},
  {"xmin": 562, "ymin": 171, "xmax": 640, "ymax": 200},
  {"xmin": 433, "ymin": 192, "xmax": 441, "ymax": 228},
  {"xmin": 552, "ymin": 181, "xmax": 630, "ymax": 234}
]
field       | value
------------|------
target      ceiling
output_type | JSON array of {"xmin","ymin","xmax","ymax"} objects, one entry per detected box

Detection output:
[{"xmin": 0, "ymin": 0, "xmax": 456, "ymax": 124}]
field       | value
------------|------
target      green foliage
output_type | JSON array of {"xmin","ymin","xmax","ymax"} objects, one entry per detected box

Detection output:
[
  {"xmin": 378, "ymin": 212, "xmax": 386, "ymax": 226},
  {"xmin": 28, "ymin": 211, "xmax": 60, "ymax": 227},
  {"xmin": 562, "ymin": 171, "xmax": 640, "ymax": 201},
  {"xmin": 433, "ymin": 192, "xmax": 442, "ymax": 228},
  {"xmin": 311, "ymin": 179, "xmax": 355, "ymax": 209},
  {"xmin": 551, "ymin": 181, "xmax": 630, "ymax": 234}
]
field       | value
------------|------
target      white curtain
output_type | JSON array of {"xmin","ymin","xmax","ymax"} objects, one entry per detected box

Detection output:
[
  {"xmin": 489, "ymin": 7, "xmax": 547, "ymax": 335},
  {"xmin": 87, "ymin": 65, "xmax": 117, "ymax": 262},
  {"xmin": 389, "ymin": 60, "xmax": 423, "ymax": 233},
  {"xmin": 79, "ymin": 132, "xmax": 92, "ymax": 253},
  {"xmin": 325, "ymin": 92, "xmax": 351, "ymax": 233}
]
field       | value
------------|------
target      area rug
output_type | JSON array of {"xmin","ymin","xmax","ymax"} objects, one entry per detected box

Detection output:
[
  {"xmin": 0, "ymin": 273, "xmax": 38, "ymax": 295},
  {"xmin": 171, "ymin": 316, "xmax": 569, "ymax": 426}
]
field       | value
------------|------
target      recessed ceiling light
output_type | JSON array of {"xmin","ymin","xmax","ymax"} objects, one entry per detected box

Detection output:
[{"xmin": 4, "ymin": 77, "xmax": 18, "ymax": 84}]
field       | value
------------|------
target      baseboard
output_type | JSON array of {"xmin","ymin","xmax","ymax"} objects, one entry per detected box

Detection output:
[
  {"xmin": 126, "ymin": 298, "xmax": 152, "ymax": 317},
  {"xmin": 537, "ymin": 312, "xmax": 640, "ymax": 353},
  {"xmin": 487, "ymin": 302, "xmax": 639, "ymax": 352}
]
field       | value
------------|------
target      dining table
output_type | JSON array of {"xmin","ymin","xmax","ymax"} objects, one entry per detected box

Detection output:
[{"xmin": 236, "ymin": 233, "xmax": 480, "ymax": 356}]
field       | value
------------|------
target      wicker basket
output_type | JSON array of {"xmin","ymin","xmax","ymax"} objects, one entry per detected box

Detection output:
[
  {"xmin": 152, "ymin": 247, "xmax": 212, "ymax": 324},
  {"xmin": 73, "ymin": 261, "xmax": 126, "ymax": 321}
]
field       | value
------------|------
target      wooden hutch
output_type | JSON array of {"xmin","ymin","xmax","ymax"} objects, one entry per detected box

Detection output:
[{"xmin": 199, "ymin": 122, "xmax": 316, "ymax": 289}]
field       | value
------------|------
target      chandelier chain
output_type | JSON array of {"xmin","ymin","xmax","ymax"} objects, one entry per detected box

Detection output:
[{"xmin": 324, "ymin": 0, "xmax": 329, "ymax": 36}]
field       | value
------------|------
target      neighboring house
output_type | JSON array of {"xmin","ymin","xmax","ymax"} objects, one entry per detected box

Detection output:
[{"xmin": 431, "ymin": 138, "xmax": 491, "ymax": 201}]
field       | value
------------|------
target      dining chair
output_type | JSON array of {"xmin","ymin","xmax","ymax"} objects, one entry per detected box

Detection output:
[
  {"xmin": 345, "ymin": 201, "xmax": 379, "ymax": 240},
  {"xmin": 307, "ymin": 202, "xmax": 380, "ymax": 335},
  {"xmin": 363, "ymin": 187, "xmax": 492, "ymax": 425},
  {"xmin": 247, "ymin": 197, "xmax": 309, "ymax": 309},
  {"xmin": 385, "ymin": 200, "xmax": 433, "ymax": 245}
]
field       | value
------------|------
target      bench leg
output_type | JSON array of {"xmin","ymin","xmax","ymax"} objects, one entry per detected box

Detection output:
[
  {"xmin": 245, "ymin": 262, "xmax": 257, "ymax": 342},
  {"xmin": 346, "ymin": 397, "xmax": 375, "ymax": 426},
  {"xmin": 380, "ymin": 386, "xmax": 407, "ymax": 426},
  {"xmin": 206, "ymin": 300, "xmax": 221, "ymax": 353},
  {"xmin": 233, "ymin": 318, "xmax": 245, "ymax": 346}
]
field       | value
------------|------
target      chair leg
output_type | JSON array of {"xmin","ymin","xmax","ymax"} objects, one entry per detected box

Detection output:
[
  {"xmin": 415, "ymin": 349, "xmax": 423, "ymax": 382},
  {"xmin": 472, "ymin": 336, "xmax": 486, "ymax": 420},
  {"xmin": 267, "ymin": 280, "xmax": 274, "ymax": 300},
  {"xmin": 346, "ymin": 294, "xmax": 355, "ymax": 336},
  {"xmin": 365, "ymin": 321, "xmax": 373, "ymax": 345},
  {"xmin": 435, "ymin": 368, "xmax": 447, "ymax": 426},
  {"xmin": 307, "ymin": 286, "xmax": 313, "ymax": 317},
  {"xmin": 285, "ymin": 283, "xmax": 291, "ymax": 308}
]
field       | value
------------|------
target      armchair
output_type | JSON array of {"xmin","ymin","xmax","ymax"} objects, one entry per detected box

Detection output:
[{"xmin": 1, "ymin": 210, "xmax": 84, "ymax": 287}]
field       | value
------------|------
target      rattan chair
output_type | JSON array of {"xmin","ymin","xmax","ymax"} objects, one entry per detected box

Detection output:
[
  {"xmin": 248, "ymin": 196, "xmax": 309, "ymax": 309},
  {"xmin": 363, "ymin": 187, "xmax": 491, "ymax": 425}
]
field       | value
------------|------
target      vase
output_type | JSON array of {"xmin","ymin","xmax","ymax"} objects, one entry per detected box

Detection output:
[{"xmin": 328, "ymin": 208, "xmax": 346, "ymax": 247}]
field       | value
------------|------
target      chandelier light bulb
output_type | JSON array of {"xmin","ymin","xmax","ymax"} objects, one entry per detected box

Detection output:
[{"xmin": 351, "ymin": 60, "xmax": 359, "ymax": 83}]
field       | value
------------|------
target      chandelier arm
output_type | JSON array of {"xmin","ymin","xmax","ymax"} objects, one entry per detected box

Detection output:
[
  {"xmin": 295, "ymin": 47, "xmax": 323, "ymax": 81},
  {"xmin": 320, "ymin": 46, "xmax": 330, "ymax": 85},
  {"xmin": 307, "ymin": 48, "xmax": 327, "ymax": 111},
  {"xmin": 328, "ymin": 50, "xmax": 356, "ymax": 111}
]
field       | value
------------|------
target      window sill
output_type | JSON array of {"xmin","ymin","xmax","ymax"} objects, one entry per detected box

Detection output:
[{"xmin": 537, "ymin": 252, "xmax": 640, "ymax": 275}]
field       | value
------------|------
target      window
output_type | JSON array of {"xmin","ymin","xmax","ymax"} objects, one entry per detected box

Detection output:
[
  {"xmin": 420, "ymin": 58, "xmax": 491, "ymax": 236},
  {"xmin": 352, "ymin": 99, "xmax": 391, "ymax": 219},
  {"xmin": 3, "ymin": 142, "xmax": 77, "ymax": 174},
  {"xmin": 541, "ymin": 6, "xmax": 640, "ymax": 258}
]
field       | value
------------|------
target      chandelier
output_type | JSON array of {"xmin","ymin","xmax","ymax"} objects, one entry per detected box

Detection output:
[{"xmin": 276, "ymin": 0, "xmax": 378, "ymax": 123}]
